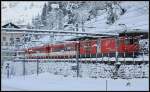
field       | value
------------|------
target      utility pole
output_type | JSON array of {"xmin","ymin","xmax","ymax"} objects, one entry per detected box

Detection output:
[
  {"xmin": 76, "ymin": 39, "xmax": 80, "ymax": 77},
  {"xmin": 23, "ymin": 49, "xmax": 26, "ymax": 77},
  {"xmin": 37, "ymin": 58, "xmax": 39, "ymax": 76},
  {"xmin": 96, "ymin": 38, "xmax": 100, "ymax": 78},
  {"xmin": 23, "ymin": 34, "xmax": 26, "ymax": 77},
  {"xmin": 114, "ymin": 35, "xmax": 121, "ymax": 78},
  {"xmin": 76, "ymin": 24, "xmax": 80, "ymax": 77},
  {"xmin": 96, "ymin": 38, "xmax": 101, "ymax": 60},
  {"xmin": 31, "ymin": 40, "xmax": 43, "ymax": 76},
  {"xmin": 115, "ymin": 36, "xmax": 119, "ymax": 64},
  {"xmin": 81, "ymin": 17, "xmax": 85, "ymax": 32}
]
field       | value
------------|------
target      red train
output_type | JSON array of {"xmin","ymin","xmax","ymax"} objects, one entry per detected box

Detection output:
[{"xmin": 24, "ymin": 36, "xmax": 139, "ymax": 60}]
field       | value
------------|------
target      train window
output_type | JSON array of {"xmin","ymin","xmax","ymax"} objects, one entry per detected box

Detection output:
[
  {"xmin": 130, "ymin": 38, "xmax": 138, "ymax": 44},
  {"xmin": 65, "ymin": 46, "xmax": 72, "ymax": 51},
  {"xmin": 16, "ymin": 38, "xmax": 20, "ymax": 42},
  {"xmin": 125, "ymin": 38, "xmax": 139, "ymax": 45},
  {"xmin": 130, "ymin": 38, "xmax": 134, "ymax": 44},
  {"xmin": 133, "ymin": 38, "xmax": 138, "ymax": 44},
  {"xmin": 5, "ymin": 42, "xmax": 8, "ymax": 46},
  {"xmin": 13, "ymin": 53, "xmax": 17, "ymax": 56},
  {"xmin": 119, "ymin": 39, "xmax": 124, "ymax": 44},
  {"xmin": 125, "ymin": 39, "xmax": 130, "ymax": 45},
  {"xmin": 10, "ymin": 37, "xmax": 14, "ymax": 42},
  {"xmin": 53, "ymin": 48, "xmax": 62, "ymax": 52},
  {"xmin": 37, "ymin": 50, "xmax": 41, "ymax": 53},
  {"xmin": 3, "ymin": 37, "xmax": 6, "ymax": 41}
]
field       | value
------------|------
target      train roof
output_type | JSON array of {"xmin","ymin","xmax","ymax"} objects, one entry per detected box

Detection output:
[
  {"xmin": 66, "ymin": 31, "xmax": 149, "ymax": 41},
  {"xmin": 119, "ymin": 31, "xmax": 148, "ymax": 39},
  {"xmin": 66, "ymin": 36, "xmax": 98, "ymax": 41}
]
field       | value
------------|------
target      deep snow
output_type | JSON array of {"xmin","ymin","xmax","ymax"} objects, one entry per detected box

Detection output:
[{"xmin": 1, "ymin": 72, "xmax": 149, "ymax": 91}]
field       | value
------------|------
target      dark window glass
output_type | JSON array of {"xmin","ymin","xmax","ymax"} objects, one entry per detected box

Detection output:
[
  {"xmin": 5, "ymin": 42, "xmax": 8, "ymax": 46},
  {"xmin": 16, "ymin": 38, "xmax": 20, "ymax": 42},
  {"xmin": 3, "ymin": 37, "xmax": 6, "ymax": 41},
  {"xmin": 10, "ymin": 37, "xmax": 14, "ymax": 41},
  {"xmin": 10, "ymin": 38, "xmax": 14, "ymax": 45},
  {"xmin": 133, "ymin": 38, "xmax": 138, "ymax": 44},
  {"xmin": 125, "ymin": 39, "xmax": 130, "ymax": 45},
  {"xmin": 119, "ymin": 39, "xmax": 124, "ymax": 44}
]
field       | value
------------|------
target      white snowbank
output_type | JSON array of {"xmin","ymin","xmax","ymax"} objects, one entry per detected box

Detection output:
[{"xmin": 2, "ymin": 72, "xmax": 149, "ymax": 91}]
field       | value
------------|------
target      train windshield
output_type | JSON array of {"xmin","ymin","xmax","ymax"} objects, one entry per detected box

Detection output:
[{"xmin": 125, "ymin": 37, "xmax": 139, "ymax": 45}]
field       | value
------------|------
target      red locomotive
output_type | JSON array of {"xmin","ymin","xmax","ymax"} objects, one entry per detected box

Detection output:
[{"xmin": 24, "ymin": 36, "xmax": 139, "ymax": 60}]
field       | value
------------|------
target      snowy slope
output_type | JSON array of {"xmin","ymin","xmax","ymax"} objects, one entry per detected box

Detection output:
[
  {"xmin": 2, "ymin": 72, "xmax": 149, "ymax": 91},
  {"xmin": 2, "ymin": 1, "xmax": 47, "ymax": 25},
  {"xmin": 107, "ymin": 1, "xmax": 149, "ymax": 33},
  {"xmin": 84, "ymin": 1, "xmax": 148, "ymax": 34}
]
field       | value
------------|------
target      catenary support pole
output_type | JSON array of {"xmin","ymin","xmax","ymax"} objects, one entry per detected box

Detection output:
[
  {"xmin": 115, "ymin": 36, "xmax": 119, "ymax": 64},
  {"xmin": 114, "ymin": 35, "xmax": 120, "ymax": 78},
  {"xmin": 23, "ymin": 35, "xmax": 26, "ymax": 77},
  {"xmin": 76, "ymin": 40, "xmax": 80, "ymax": 77},
  {"xmin": 37, "ymin": 59, "xmax": 39, "ymax": 76}
]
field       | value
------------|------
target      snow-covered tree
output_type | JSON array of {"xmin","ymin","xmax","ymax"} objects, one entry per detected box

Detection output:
[
  {"xmin": 32, "ymin": 14, "xmax": 42, "ymax": 29},
  {"xmin": 33, "ymin": 1, "xmax": 126, "ymax": 30},
  {"xmin": 56, "ymin": 8, "xmax": 64, "ymax": 29},
  {"xmin": 41, "ymin": 3, "xmax": 48, "ymax": 26},
  {"xmin": 47, "ymin": 1, "xmax": 53, "ymax": 11},
  {"xmin": 105, "ymin": 1, "xmax": 126, "ymax": 25},
  {"xmin": 45, "ymin": 12, "xmax": 54, "ymax": 29}
]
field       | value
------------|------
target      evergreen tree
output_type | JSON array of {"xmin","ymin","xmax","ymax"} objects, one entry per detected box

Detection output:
[
  {"xmin": 41, "ymin": 3, "xmax": 48, "ymax": 26},
  {"xmin": 105, "ymin": 2, "xmax": 117, "ymax": 25},
  {"xmin": 58, "ymin": 2, "xmax": 68, "ymax": 15},
  {"xmin": 32, "ymin": 14, "xmax": 42, "ymax": 29},
  {"xmin": 56, "ymin": 8, "xmax": 64, "ymax": 29}
]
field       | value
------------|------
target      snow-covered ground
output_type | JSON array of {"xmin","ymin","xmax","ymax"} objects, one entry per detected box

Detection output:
[
  {"xmin": 1, "ymin": 72, "xmax": 149, "ymax": 91},
  {"xmin": 2, "ymin": 61, "xmax": 149, "ymax": 79}
]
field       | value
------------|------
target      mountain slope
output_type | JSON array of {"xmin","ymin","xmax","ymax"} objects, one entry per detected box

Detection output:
[{"xmin": 84, "ymin": 1, "xmax": 149, "ymax": 33}]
